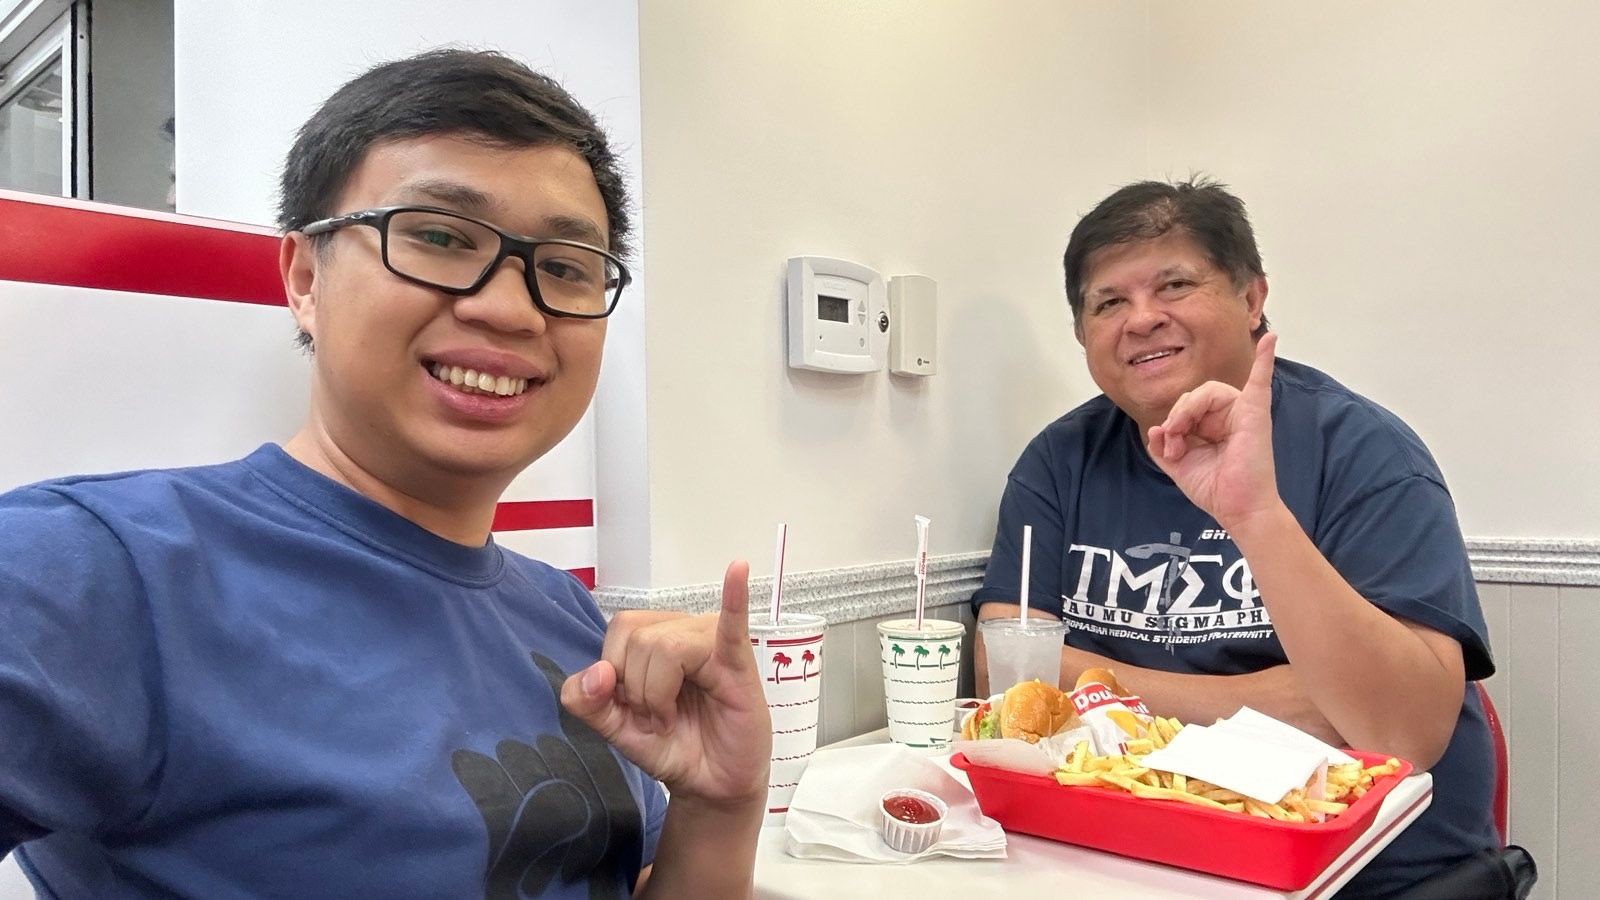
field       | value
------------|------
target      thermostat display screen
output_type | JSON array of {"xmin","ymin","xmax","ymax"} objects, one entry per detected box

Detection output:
[{"xmin": 817, "ymin": 295, "xmax": 850, "ymax": 323}]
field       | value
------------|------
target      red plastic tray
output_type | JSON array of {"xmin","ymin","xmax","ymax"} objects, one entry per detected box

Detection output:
[{"xmin": 950, "ymin": 750, "xmax": 1413, "ymax": 891}]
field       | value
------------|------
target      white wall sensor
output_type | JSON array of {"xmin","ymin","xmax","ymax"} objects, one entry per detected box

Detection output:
[{"xmin": 888, "ymin": 274, "xmax": 936, "ymax": 376}]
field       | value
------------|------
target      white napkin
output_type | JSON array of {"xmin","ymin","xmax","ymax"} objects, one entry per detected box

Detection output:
[
  {"xmin": 1215, "ymin": 706, "xmax": 1358, "ymax": 766},
  {"xmin": 783, "ymin": 744, "xmax": 1007, "ymax": 863},
  {"xmin": 1140, "ymin": 723, "xmax": 1326, "ymax": 805}
]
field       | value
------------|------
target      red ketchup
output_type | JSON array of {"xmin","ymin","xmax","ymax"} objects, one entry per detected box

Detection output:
[{"xmin": 882, "ymin": 794, "xmax": 941, "ymax": 825}]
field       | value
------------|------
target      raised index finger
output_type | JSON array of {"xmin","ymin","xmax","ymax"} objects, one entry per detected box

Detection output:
[{"xmin": 1243, "ymin": 331, "xmax": 1278, "ymax": 404}]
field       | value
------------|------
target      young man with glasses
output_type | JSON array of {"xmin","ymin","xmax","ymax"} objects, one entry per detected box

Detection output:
[{"xmin": 0, "ymin": 49, "xmax": 769, "ymax": 898}]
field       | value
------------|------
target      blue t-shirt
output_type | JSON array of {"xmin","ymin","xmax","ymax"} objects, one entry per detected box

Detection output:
[
  {"xmin": 0, "ymin": 444, "xmax": 668, "ymax": 898},
  {"xmin": 973, "ymin": 358, "xmax": 1497, "ymax": 897}
]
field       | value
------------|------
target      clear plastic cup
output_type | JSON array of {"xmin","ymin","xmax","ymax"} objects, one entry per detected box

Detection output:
[
  {"xmin": 749, "ymin": 612, "xmax": 826, "ymax": 824},
  {"xmin": 877, "ymin": 618, "xmax": 967, "ymax": 748},
  {"xmin": 978, "ymin": 617, "xmax": 1067, "ymax": 691}
]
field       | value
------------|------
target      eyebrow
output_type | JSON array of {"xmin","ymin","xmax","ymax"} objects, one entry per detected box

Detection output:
[
  {"xmin": 389, "ymin": 181, "xmax": 606, "ymax": 248},
  {"xmin": 1087, "ymin": 264, "xmax": 1201, "ymax": 299},
  {"xmin": 539, "ymin": 215, "xmax": 607, "ymax": 248},
  {"xmin": 392, "ymin": 179, "xmax": 499, "ymax": 217},
  {"xmin": 1154, "ymin": 265, "xmax": 1200, "ymax": 282}
]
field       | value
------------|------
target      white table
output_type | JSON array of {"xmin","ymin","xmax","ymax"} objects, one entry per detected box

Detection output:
[{"xmin": 754, "ymin": 730, "xmax": 1433, "ymax": 900}]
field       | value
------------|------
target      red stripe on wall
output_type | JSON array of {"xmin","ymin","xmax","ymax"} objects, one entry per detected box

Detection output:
[
  {"xmin": 0, "ymin": 195, "xmax": 285, "ymax": 306},
  {"xmin": 566, "ymin": 568, "xmax": 597, "ymax": 589},
  {"xmin": 491, "ymin": 499, "xmax": 594, "ymax": 532}
]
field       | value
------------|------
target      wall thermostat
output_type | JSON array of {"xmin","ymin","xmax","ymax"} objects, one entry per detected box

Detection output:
[{"xmin": 786, "ymin": 256, "xmax": 888, "ymax": 374}]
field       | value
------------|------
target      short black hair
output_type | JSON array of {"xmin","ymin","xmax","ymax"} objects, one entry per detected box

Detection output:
[
  {"xmin": 1063, "ymin": 176, "xmax": 1267, "ymax": 335},
  {"xmin": 278, "ymin": 48, "xmax": 630, "ymax": 350}
]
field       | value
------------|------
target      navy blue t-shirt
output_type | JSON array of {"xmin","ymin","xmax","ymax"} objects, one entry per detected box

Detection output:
[
  {"xmin": 973, "ymin": 358, "xmax": 1497, "ymax": 896},
  {"xmin": 0, "ymin": 445, "xmax": 667, "ymax": 898}
]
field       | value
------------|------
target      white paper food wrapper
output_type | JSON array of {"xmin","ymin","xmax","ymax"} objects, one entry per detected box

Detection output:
[
  {"xmin": 951, "ymin": 724, "xmax": 1096, "ymax": 776},
  {"xmin": 1068, "ymin": 680, "xmax": 1155, "ymax": 756}
]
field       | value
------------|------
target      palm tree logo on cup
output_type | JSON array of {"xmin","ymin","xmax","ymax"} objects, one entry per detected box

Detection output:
[
  {"xmin": 878, "ymin": 619, "xmax": 967, "ymax": 748},
  {"xmin": 771, "ymin": 651, "xmax": 793, "ymax": 683}
]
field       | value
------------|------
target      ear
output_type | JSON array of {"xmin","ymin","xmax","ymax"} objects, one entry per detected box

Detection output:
[
  {"xmin": 280, "ymin": 232, "xmax": 320, "ymax": 341},
  {"xmin": 1073, "ymin": 316, "xmax": 1086, "ymax": 348},
  {"xmin": 1244, "ymin": 275, "xmax": 1268, "ymax": 332}
]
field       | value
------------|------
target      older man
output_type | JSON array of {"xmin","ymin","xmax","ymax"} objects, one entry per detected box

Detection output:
[{"xmin": 972, "ymin": 178, "xmax": 1501, "ymax": 896}]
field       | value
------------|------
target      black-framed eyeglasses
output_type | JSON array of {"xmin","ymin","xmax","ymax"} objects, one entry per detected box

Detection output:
[{"xmin": 301, "ymin": 205, "xmax": 630, "ymax": 319}]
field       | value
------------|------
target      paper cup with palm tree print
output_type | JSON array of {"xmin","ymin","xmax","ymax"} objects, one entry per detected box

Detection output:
[
  {"xmin": 749, "ymin": 612, "xmax": 826, "ymax": 823},
  {"xmin": 878, "ymin": 618, "xmax": 966, "ymax": 748}
]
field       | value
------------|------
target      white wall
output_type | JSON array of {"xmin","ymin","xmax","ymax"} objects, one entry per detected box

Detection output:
[
  {"xmin": 1141, "ymin": 0, "xmax": 1600, "ymax": 539},
  {"xmin": 635, "ymin": 0, "xmax": 1150, "ymax": 587}
]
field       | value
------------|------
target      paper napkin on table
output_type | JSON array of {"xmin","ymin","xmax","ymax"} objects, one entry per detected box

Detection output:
[{"xmin": 783, "ymin": 744, "xmax": 1007, "ymax": 863}]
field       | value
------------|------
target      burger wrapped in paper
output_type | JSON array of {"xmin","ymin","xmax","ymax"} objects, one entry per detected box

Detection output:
[
  {"xmin": 1068, "ymin": 667, "xmax": 1155, "ymax": 755},
  {"xmin": 959, "ymin": 680, "xmax": 1081, "ymax": 744}
]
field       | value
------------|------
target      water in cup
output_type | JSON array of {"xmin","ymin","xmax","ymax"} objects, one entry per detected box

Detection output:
[{"xmin": 979, "ymin": 617, "xmax": 1067, "ymax": 691}]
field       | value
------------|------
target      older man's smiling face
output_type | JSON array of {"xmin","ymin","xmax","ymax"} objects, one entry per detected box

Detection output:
[{"xmin": 1075, "ymin": 230, "xmax": 1267, "ymax": 433}]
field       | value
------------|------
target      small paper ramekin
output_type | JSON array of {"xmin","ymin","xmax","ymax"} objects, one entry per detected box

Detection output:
[{"xmin": 879, "ymin": 788, "xmax": 949, "ymax": 854}]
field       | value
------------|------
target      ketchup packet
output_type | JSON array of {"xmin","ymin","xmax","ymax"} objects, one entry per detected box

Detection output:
[{"xmin": 1069, "ymin": 679, "xmax": 1155, "ymax": 755}]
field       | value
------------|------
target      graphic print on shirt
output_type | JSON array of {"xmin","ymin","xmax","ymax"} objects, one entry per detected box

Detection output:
[
  {"xmin": 452, "ymin": 653, "xmax": 644, "ymax": 900},
  {"xmin": 1060, "ymin": 531, "xmax": 1274, "ymax": 647}
]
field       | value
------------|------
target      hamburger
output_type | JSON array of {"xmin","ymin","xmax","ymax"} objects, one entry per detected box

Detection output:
[
  {"xmin": 1074, "ymin": 666, "xmax": 1126, "ymax": 694},
  {"xmin": 959, "ymin": 679, "xmax": 1080, "ymax": 744}
]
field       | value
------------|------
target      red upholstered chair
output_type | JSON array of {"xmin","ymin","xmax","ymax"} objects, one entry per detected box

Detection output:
[{"xmin": 1475, "ymin": 681, "xmax": 1509, "ymax": 846}]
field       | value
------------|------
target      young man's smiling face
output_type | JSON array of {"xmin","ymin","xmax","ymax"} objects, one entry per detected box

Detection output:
[
  {"xmin": 1075, "ymin": 229, "xmax": 1267, "ymax": 432},
  {"xmin": 283, "ymin": 134, "xmax": 611, "ymax": 493}
]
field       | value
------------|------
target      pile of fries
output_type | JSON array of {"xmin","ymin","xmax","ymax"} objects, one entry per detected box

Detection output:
[{"xmin": 1051, "ymin": 714, "xmax": 1403, "ymax": 822}]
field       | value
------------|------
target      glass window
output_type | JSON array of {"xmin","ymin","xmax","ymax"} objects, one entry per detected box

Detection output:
[{"xmin": 0, "ymin": 53, "xmax": 64, "ymax": 194}]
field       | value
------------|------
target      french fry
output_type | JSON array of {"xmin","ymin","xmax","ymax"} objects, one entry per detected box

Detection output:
[
  {"xmin": 1069, "ymin": 741, "xmax": 1090, "ymax": 773},
  {"xmin": 1152, "ymin": 717, "xmax": 1175, "ymax": 744},
  {"xmin": 1200, "ymin": 787, "xmax": 1248, "ymax": 803},
  {"xmin": 1097, "ymin": 772, "xmax": 1143, "ymax": 792},
  {"xmin": 1284, "ymin": 793, "xmax": 1315, "ymax": 822},
  {"xmin": 1171, "ymin": 773, "xmax": 1186, "ymax": 793},
  {"xmin": 1124, "ymin": 738, "xmax": 1155, "ymax": 755},
  {"xmin": 1055, "ymin": 771, "xmax": 1108, "ymax": 787},
  {"xmin": 1244, "ymin": 798, "xmax": 1297, "ymax": 822},
  {"xmin": 1306, "ymin": 799, "xmax": 1350, "ymax": 815},
  {"xmin": 1127, "ymin": 781, "xmax": 1230, "ymax": 810}
]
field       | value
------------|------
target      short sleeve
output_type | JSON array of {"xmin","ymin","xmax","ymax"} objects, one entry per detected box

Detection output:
[
  {"xmin": 1315, "ymin": 475, "xmax": 1493, "ymax": 680},
  {"xmin": 637, "ymin": 779, "xmax": 668, "ymax": 868},
  {"xmin": 0, "ymin": 487, "xmax": 165, "ymax": 853},
  {"xmin": 972, "ymin": 439, "xmax": 1067, "ymax": 619}
]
